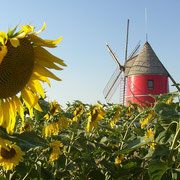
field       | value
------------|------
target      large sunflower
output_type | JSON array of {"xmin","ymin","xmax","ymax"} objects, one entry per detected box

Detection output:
[
  {"xmin": 0, "ymin": 23, "xmax": 66, "ymax": 134},
  {"xmin": 0, "ymin": 140, "xmax": 24, "ymax": 171}
]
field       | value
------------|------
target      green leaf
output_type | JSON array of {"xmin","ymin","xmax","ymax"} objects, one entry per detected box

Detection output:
[
  {"xmin": 0, "ymin": 177, "xmax": 7, "ymax": 180},
  {"xmin": 34, "ymin": 99, "xmax": 50, "ymax": 121},
  {"xmin": 155, "ymin": 102, "xmax": 180, "ymax": 121},
  {"xmin": 64, "ymin": 112, "xmax": 74, "ymax": 119},
  {"xmin": 87, "ymin": 169, "xmax": 105, "ymax": 180},
  {"xmin": 148, "ymin": 159, "xmax": 169, "ymax": 180},
  {"xmin": 14, "ymin": 131, "xmax": 47, "ymax": 151},
  {"xmin": 116, "ymin": 136, "xmax": 153, "ymax": 155}
]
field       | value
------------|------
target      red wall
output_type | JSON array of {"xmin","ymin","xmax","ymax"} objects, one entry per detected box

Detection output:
[{"xmin": 126, "ymin": 75, "xmax": 169, "ymax": 106}]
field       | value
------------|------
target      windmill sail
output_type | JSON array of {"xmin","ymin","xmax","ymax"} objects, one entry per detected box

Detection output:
[
  {"xmin": 128, "ymin": 41, "xmax": 141, "ymax": 60},
  {"xmin": 103, "ymin": 68, "xmax": 123, "ymax": 102},
  {"xmin": 106, "ymin": 42, "xmax": 124, "ymax": 71}
]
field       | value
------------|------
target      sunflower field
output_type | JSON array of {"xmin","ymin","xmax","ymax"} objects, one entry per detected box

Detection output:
[{"xmin": 0, "ymin": 24, "xmax": 180, "ymax": 180}]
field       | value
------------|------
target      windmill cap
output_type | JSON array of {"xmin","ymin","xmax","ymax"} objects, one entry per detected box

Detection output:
[{"xmin": 125, "ymin": 42, "xmax": 168, "ymax": 76}]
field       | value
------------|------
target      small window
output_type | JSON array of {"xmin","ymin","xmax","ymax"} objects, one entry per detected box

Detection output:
[{"xmin": 148, "ymin": 80, "xmax": 154, "ymax": 89}]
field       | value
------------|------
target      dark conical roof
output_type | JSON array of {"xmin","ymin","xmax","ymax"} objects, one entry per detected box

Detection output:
[{"xmin": 125, "ymin": 42, "xmax": 168, "ymax": 76}]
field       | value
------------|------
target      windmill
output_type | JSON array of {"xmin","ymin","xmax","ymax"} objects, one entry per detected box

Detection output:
[
  {"xmin": 103, "ymin": 19, "xmax": 180, "ymax": 106},
  {"xmin": 103, "ymin": 19, "xmax": 140, "ymax": 105}
]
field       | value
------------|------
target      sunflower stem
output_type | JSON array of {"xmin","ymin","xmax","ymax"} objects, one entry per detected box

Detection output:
[
  {"xmin": 22, "ymin": 151, "xmax": 44, "ymax": 180},
  {"xmin": 120, "ymin": 112, "xmax": 143, "ymax": 150},
  {"xmin": 65, "ymin": 117, "xmax": 81, "ymax": 168}
]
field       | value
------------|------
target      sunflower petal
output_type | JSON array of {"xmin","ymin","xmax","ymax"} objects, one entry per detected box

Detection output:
[
  {"xmin": 0, "ymin": 46, "xmax": 8, "ymax": 64},
  {"xmin": 0, "ymin": 105, "xmax": 3, "ymax": 126},
  {"xmin": 13, "ymin": 96, "xmax": 24, "ymax": 122},
  {"xmin": 7, "ymin": 99, "xmax": 16, "ymax": 134},
  {"xmin": 30, "ymin": 72, "xmax": 51, "ymax": 87},
  {"xmin": 20, "ymin": 25, "xmax": 35, "ymax": 35},
  {"xmin": 44, "ymin": 36, "xmax": 62, "ymax": 45},
  {"xmin": 21, "ymin": 88, "xmax": 37, "ymax": 117},
  {"xmin": 34, "ymin": 46, "xmax": 66, "ymax": 67},
  {"xmin": 33, "ymin": 22, "xmax": 46, "ymax": 35},
  {"xmin": 35, "ymin": 58, "xmax": 63, "ymax": 70},
  {"xmin": 0, "ymin": 31, "xmax": 8, "ymax": 45},
  {"xmin": 9, "ymin": 38, "xmax": 20, "ymax": 47},
  {"xmin": 1, "ymin": 100, "xmax": 10, "ymax": 128},
  {"xmin": 15, "ymin": 31, "xmax": 26, "ymax": 39},
  {"xmin": 34, "ymin": 101, "xmax": 43, "ymax": 112},
  {"xmin": 34, "ymin": 64, "xmax": 62, "ymax": 81},
  {"xmin": 28, "ymin": 34, "xmax": 62, "ymax": 48},
  {"xmin": 28, "ymin": 80, "xmax": 45, "ymax": 98}
]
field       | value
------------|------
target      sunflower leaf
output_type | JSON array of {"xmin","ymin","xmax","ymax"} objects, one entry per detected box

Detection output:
[
  {"xmin": 10, "ymin": 131, "xmax": 47, "ymax": 151},
  {"xmin": 148, "ymin": 159, "xmax": 169, "ymax": 180}
]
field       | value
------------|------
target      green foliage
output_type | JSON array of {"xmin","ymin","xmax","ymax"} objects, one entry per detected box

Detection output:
[{"xmin": 0, "ymin": 92, "xmax": 179, "ymax": 179}]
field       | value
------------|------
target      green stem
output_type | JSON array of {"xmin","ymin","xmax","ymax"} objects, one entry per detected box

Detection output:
[
  {"xmin": 65, "ymin": 117, "xmax": 81, "ymax": 168},
  {"xmin": 22, "ymin": 151, "xmax": 44, "ymax": 180},
  {"xmin": 65, "ymin": 131, "xmax": 75, "ymax": 167},
  {"xmin": 120, "ymin": 112, "xmax": 143, "ymax": 150},
  {"xmin": 170, "ymin": 128, "xmax": 180, "ymax": 150},
  {"xmin": 168, "ymin": 122, "xmax": 180, "ymax": 166}
]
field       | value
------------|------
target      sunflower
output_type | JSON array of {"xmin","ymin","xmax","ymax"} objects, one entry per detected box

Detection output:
[
  {"xmin": 0, "ymin": 141, "xmax": 24, "ymax": 171},
  {"xmin": 115, "ymin": 154, "xmax": 124, "ymax": 165},
  {"xmin": 0, "ymin": 138, "xmax": 11, "ymax": 151},
  {"xmin": 0, "ymin": 23, "xmax": 66, "ymax": 134},
  {"xmin": 145, "ymin": 128, "xmax": 154, "ymax": 140},
  {"xmin": 72, "ymin": 104, "xmax": 85, "ymax": 122},
  {"xmin": 139, "ymin": 111, "xmax": 156, "ymax": 129},
  {"xmin": 44, "ymin": 100, "xmax": 62, "ymax": 119},
  {"xmin": 86, "ymin": 104, "xmax": 106, "ymax": 132},
  {"xmin": 166, "ymin": 98, "xmax": 173, "ymax": 104},
  {"xmin": 42, "ymin": 101, "xmax": 68, "ymax": 137},
  {"xmin": 145, "ymin": 128, "xmax": 155, "ymax": 150},
  {"xmin": 110, "ymin": 106, "xmax": 121, "ymax": 128},
  {"xmin": 49, "ymin": 140, "xmax": 63, "ymax": 163},
  {"xmin": 19, "ymin": 122, "xmax": 32, "ymax": 134}
]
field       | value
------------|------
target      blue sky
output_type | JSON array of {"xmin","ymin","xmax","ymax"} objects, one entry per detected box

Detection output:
[{"xmin": 1, "ymin": 0, "xmax": 180, "ymax": 107}]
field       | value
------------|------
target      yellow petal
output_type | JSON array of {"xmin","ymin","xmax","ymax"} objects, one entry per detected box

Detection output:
[
  {"xmin": 28, "ymin": 34, "xmax": 62, "ymax": 48},
  {"xmin": 21, "ymin": 88, "xmax": 43, "ymax": 117},
  {"xmin": 44, "ymin": 36, "xmax": 62, "ymax": 45},
  {"xmin": 20, "ymin": 25, "xmax": 34, "ymax": 34},
  {"xmin": 0, "ymin": 31, "xmax": 8, "ymax": 45},
  {"xmin": 21, "ymin": 88, "xmax": 36, "ymax": 118},
  {"xmin": 13, "ymin": 96, "xmax": 24, "ymax": 122},
  {"xmin": 21, "ymin": 88, "xmax": 35, "ymax": 108},
  {"xmin": 35, "ymin": 58, "xmax": 63, "ymax": 70},
  {"xmin": 15, "ymin": 24, "xmax": 34, "ymax": 38},
  {"xmin": 30, "ymin": 72, "xmax": 51, "ymax": 87},
  {"xmin": 44, "ymin": 113, "xmax": 50, "ymax": 119},
  {"xmin": 7, "ymin": 99, "xmax": 16, "ymax": 134},
  {"xmin": 33, "ymin": 64, "xmax": 62, "ymax": 81},
  {"xmin": 34, "ymin": 46, "xmax": 66, "ymax": 67},
  {"xmin": 1, "ymin": 100, "xmax": 10, "ymax": 128},
  {"xmin": 0, "ymin": 104, "xmax": 3, "ymax": 126},
  {"xmin": 9, "ymin": 38, "xmax": 20, "ymax": 47},
  {"xmin": 28, "ymin": 80, "xmax": 45, "ymax": 98},
  {"xmin": 34, "ymin": 101, "xmax": 43, "ymax": 112},
  {"xmin": 0, "ymin": 45, "xmax": 8, "ymax": 64},
  {"xmin": 33, "ymin": 22, "xmax": 46, "ymax": 35}
]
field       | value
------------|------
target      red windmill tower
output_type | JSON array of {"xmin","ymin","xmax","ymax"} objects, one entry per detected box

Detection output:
[{"xmin": 103, "ymin": 20, "xmax": 180, "ymax": 107}]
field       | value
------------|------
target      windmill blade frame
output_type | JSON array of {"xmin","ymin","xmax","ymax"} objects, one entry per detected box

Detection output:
[
  {"xmin": 128, "ymin": 41, "xmax": 141, "ymax": 60},
  {"xmin": 103, "ymin": 70, "xmax": 123, "ymax": 102},
  {"xmin": 106, "ymin": 42, "xmax": 124, "ymax": 71},
  {"xmin": 103, "ymin": 67, "xmax": 120, "ymax": 97},
  {"xmin": 122, "ymin": 19, "xmax": 130, "ymax": 105}
]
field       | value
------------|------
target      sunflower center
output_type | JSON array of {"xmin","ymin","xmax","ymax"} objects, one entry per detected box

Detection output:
[
  {"xmin": 1, "ymin": 147, "xmax": 16, "ymax": 159},
  {"xmin": 0, "ymin": 38, "xmax": 34, "ymax": 99}
]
